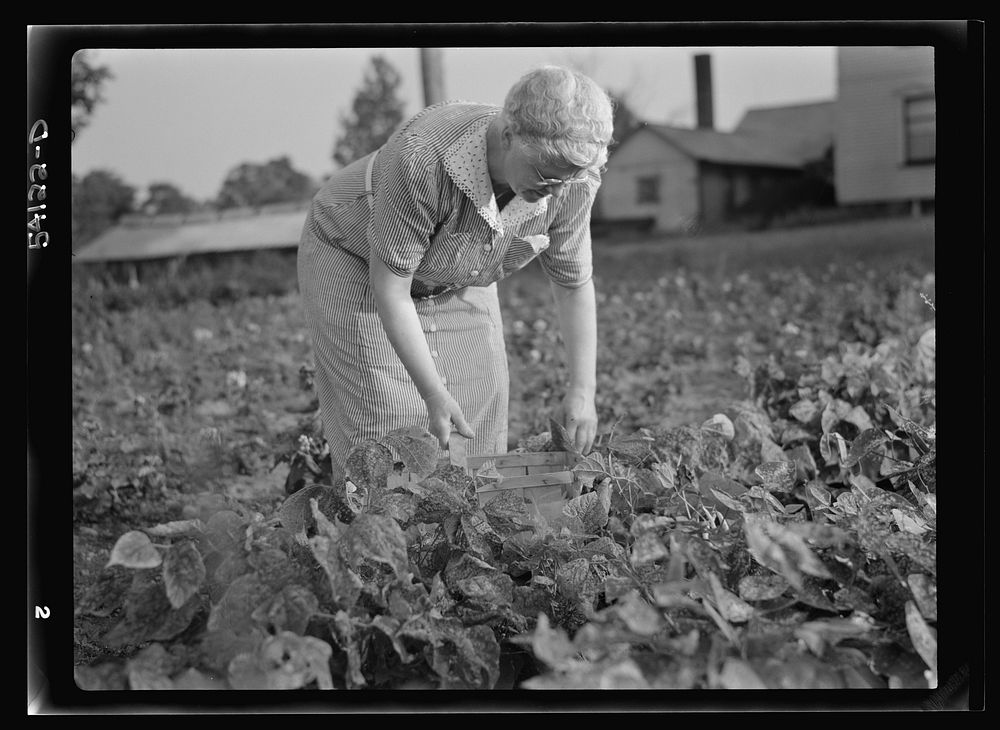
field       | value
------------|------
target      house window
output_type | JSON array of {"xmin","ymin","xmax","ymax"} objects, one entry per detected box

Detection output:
[
  {"xmin": 904, "ymin": 94, "xmax": 935, "ymax": 164},
  {"xmin": 636, "ymin": 175, "xmax": 660, "ymax": 204}
]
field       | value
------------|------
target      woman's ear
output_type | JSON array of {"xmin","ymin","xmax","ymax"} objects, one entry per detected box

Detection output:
[{"xmin": 499, "ymin": 123, "xmax": 513, "ymax": 151}]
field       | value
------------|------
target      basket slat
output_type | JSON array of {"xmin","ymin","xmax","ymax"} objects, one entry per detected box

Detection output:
[
  {"xmin": 382, "ymin": 436, "xmax": 577, "ymax": 522},
  {"xmin": 466, "ymin": 452, "xmax": 570, "ymax": 470},
  {"xmin": 476, "ymin": 470, "xmax": 573, "ymax": 493}
]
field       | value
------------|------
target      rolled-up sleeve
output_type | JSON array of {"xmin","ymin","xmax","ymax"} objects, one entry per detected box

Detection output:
[
  {"xmin": 538, "ymin": 173, "xmax": 600, "ymax": 288},
  {"xmin": 368, "ymin": 137, "xmax": 438, "ymax": 277}
]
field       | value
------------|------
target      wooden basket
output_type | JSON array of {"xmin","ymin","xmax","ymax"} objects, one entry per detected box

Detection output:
[{"xmin": 390, "ymin": 433, "xmax": 580, "ymax": 520}]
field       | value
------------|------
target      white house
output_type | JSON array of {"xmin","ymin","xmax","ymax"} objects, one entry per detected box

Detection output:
[
  {"xmin": 593, "ymin": 123, "xmax": 813, "ymax": 233},
  {"xmin": 834, "ymin": 46, "xmax": 935, "ymax": 211},
  {"xmin": 593, "ymin": 54, "xmax": 835, "ymax": 235}
]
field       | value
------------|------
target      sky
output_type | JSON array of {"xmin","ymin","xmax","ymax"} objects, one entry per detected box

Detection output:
[{"xmin": 69, "ymin": 45, "xmax": 838, "ymax": 203}]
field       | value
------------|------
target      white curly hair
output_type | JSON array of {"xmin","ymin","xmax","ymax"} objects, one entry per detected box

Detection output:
[{"xmin": 501, "ymin": 65, "xmax": 614, "ymax": 171}]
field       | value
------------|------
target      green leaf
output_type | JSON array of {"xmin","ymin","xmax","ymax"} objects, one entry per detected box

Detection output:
[
  {"xmin": 230, "ymin": 632, "xmax": 334, "ymax": 690},
  {"xmin": 555, "ymin": 557, "xmax": 603, "ymax": 606},
  {"xmin": 330, "ymin": 611, "xmax": 367, "ymax": 689},
  {"xmin": 379, "ymin": 426, "xmax": 440, "ymax": 477},
  {"xmin": 207, "ymin": 572, "xmax": 273, "ymax": 635},
  {"xmin": 759, "ymin": 437, "xmax": 787, "ymax": 465},
  {"xmin": 455, "ymin": 572, "xmax": 514, "ymax": 607},
  {"xmin": 162, "ymin": 541, "xmax": 206, "ymax": 609},
  {"xmin": 819, "ymin": 432, "xmax": 849, "ymax": 465},
  {"xmin": 844, "ymin": 406, "xmax": 874, "ymax": 433},
  {"xmin": 781, "ymin": 424, "xmax": 815, "ymax": 447},
  {"xmin": 205, "ymin": 510, "xmax": 247, "ymax": 552},
  {"xmin": 820, "ymin": 399, "xmax": 853, "ymax": 435},
  {"xmin": 700, "ymin": 413, "xmax": 735, "ymax": 440},
  {"xmin": 788, "ymin": 399, "xmax": 818, "ymax": 424},
  {"xmin": 197, "ymin": 629, "xmax": 266, "ymax": 674},
  {"xmin": 340, "ymin": 512, "xmax": 410, "ymax": 578},
  {"xmin": 806, "ymin": 481, "xmax": 832, "ymax": 508},
  {"xmin": 250, "ymin": 584, "xmax": 320, "ymax": 635},
  {"xmin": 412, "ymin": 475, "xmax": 474, "ymax": 522},
  {"xmin": 126, "ymin": 643, "xmax": 175, "ymax": 690},
  {"xmin": 907, "ymin": 574, "xmax": 937, "ymax": 622},
  {"xmin": 75, "ymin": 567, "xmax": 133, "ymax": 618},
  {"xmin": 345, "ymin": 438, "xmax": 393, "ymax": 488},
  {"xmin": 607, "ymin": 435, "xmax": 655, "ymax": 465},
  {"xmin": 480, "ymin": 488, "xmax": 532, "ymax": 535},
  {"xmin": 143, "ymin": 519, "xmax": 206, "ymax": 538},
  {"xmin": 373, "ymin": 615, "xmax": 425, "ymax": 665},
  {"xmin": 892, "ymin": 508, "xmax": 931, "ymax": 535},
  {"xmin": 793, "ymin": 614, "xmax": 876, "ymax": 656},
  {"xmin": 845, "ymin": 428, "xmax": 889, "ymax": 468},
  {"xmin": 523, "ymin": 613, "xmax": 577, "ymax": 670},
  {"xmin": 707, "ymin": 573, "xmax": 754, "ymax": 623},
  {"xmin": 432, "ymin": 623, "xmax": 501, "ymax": 689},
  {"xmin": 279, "ymin": 484, "xmax": 352, "ymax": 536},
  {"xmin": 370, "ymin": 491, "xmax": 419, "ymax": 525},
  {"xmin": 548, "ymin": 417, "xmax": 579, "ymax": 454},
  {"xmin": 743, "ymin": 514, "xmax": 832, "ymax": 590},
  {"xmin": 732, "ymin": 401, "xmax": 776, "ymax": 444},
  {"xmin": 74, "ymin": 662, "xmax": 128, "ymax": 691},
  {"xmin": 247, "ymin": 547, "xmax": 297, "ymax": 590},
  {"xmin": 561, "ymin": 482, "xmax": 611, "ymax": 533},
  {"xmin": 226, "ymin": 652, "xmax": 269, "ymax": 690},
  {"xmin": 737, "ymin": 573, "xmax": 789, "ymax": 601},
  {"xmin": 460, "ymin": 510, "xmax": 501, "ymax": 563},
  {"xmin": 718, "ymin": 658, "xmax": 768, "ymax": 689},
  {"xmin": 572, "ymin": 452, "xmax": 608, "ymax": 490},
  {"xmin": 308, "ymin": 513, "xmax": 362, "ymax": 610},
  {"xmin": 793, "ymin": 578, "xmax": 839, "ymax": 612},
  {"xmin": 755, "ymin": 460, "xmax": 797, "ymax": 492},
  {"xmin": 612, "ymin": 591, "xmax": 664, "ymax": 636},
  {"xmin": 781, "ymin": 522, "xmax": 853, "ymax": 549},
  {"xmin": 578, "ymin": 535, "xmax": 627, "ymax": 562},
  {"xmin": 904, "ymin": 600, "xmax": 937, "ymax": 684},
  {"xmin": 629, "ymin": 532, "xmax": 670, "ymax": 568},
  {"xmin": 698, "ymin": 472, "xmax": 748, "ymax": 512},
  {"xmin": 106, "ymin": 530, "xmax": 162, "ymax": 569}
]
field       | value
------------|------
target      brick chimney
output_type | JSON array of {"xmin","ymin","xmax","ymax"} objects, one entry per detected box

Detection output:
[{"xmin": 694, "ymin": 53, "xmax": 714, "ymax": 130}]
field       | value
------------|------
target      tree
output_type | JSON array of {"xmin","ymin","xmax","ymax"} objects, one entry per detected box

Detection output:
[
  {"xmin": 332, "ymin": 56, "xmax": 407, "ymax": 168},
  {"xmin": 71, "ymin": 51, "xmax": 113, "ymax": 142},
  {"xmin": 215, "ymin": 156, "xmax": 317, "ymax": 210},
  {"xmin": 608, "ymin": 91, "xmax": 643, "ymax": 157},
  {"xmin": 72, "ymin": 169, "xmax": 136, "ymax": 246},
  {"xmin": 141, "ymin": 182, "xmax": 200, "ymax": 216}
]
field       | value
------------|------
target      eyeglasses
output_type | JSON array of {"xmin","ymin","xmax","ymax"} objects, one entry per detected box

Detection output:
[{"xmin": 528, "ymin": 162, "xmax": 588, "ymax": 191}]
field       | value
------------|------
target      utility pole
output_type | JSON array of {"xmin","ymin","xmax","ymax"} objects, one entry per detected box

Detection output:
[{"xmin": 420, "ymin": 48, "xmax": 446, "ymax": 107}]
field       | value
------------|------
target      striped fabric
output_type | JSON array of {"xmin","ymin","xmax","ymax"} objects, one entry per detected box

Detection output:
[{"xmin": 298, "ymin": 101, "xmax": 601, "ymax": 479}]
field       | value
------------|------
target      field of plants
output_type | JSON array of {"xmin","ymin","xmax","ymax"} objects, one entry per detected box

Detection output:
[{"xmin": 70, "ymin": 216, "xmax": 939, "ymax": 695}]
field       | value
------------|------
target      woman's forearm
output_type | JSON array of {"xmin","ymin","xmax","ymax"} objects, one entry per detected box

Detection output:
[
  {"xmin": 550, "ymin": 278, "xmax": 597, "ymax": 394},
  {"xmin": 369, "ymin": 255, "xmax": 449, "ymax": 401}
]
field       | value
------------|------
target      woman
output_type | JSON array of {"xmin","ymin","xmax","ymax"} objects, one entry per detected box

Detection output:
[{"xmin": 297, "ymin": 65, "xmax": 613, "ymax": 481}]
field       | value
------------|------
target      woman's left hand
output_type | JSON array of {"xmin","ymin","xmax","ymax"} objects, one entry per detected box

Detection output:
[{"xmin": 557, "ymin": 387, "xmax": 597, "ymax": 455}]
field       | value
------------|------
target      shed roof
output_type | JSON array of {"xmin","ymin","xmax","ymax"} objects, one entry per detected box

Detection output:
[
  {"xmin": 733, "ymin": 100, "xmax": 835, "ymax": 162},
  {"xmin": 74, "ymin": 201, "xmax": 310, "ymax": 263},
  {"xmin": 640, "ymin": 124, "xmax": 805, "ymax": 169}
]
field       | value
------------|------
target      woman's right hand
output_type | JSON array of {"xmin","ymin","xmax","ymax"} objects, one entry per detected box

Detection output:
[{"xmin": 424, "ymin": 391, "xmax": 475, "ymax": 449}]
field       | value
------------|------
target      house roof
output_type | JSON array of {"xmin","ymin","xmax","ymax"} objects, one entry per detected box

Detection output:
[
  {"xmin": 74, "ymin": 201, "xmax": 310, "ymax": 263},
  {"xmin": 733, "ymin": 100, "xmax": 835, "ymax": 162},
  {"xmin": 640, "ymin": 124, "xmax": 805, "ymax": 169}
]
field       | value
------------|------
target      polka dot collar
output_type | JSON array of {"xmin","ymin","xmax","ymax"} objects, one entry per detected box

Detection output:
[{"xmin": 442, "ymin": 112, "xmax": 548, "ymax": 234}]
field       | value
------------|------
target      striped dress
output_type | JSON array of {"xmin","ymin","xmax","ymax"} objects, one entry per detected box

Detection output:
[{"xmin": 297, "ymin": 101, "xmax": 600, "ymax": 480}]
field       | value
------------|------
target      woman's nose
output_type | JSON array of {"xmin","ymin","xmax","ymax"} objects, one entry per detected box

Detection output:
[{"xmin": 548, "ymin": 183, "xmax": 567, "ymax": 198}]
